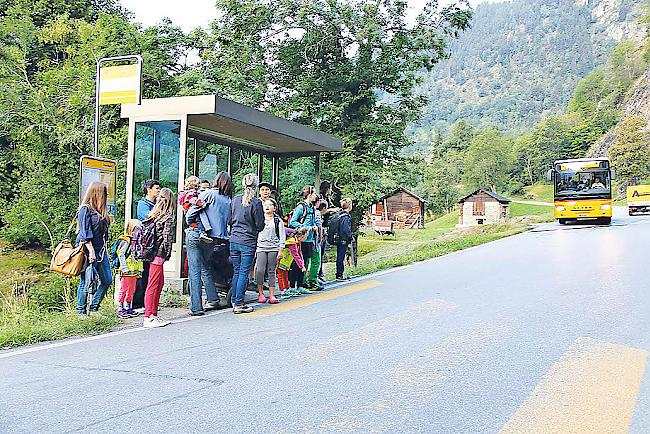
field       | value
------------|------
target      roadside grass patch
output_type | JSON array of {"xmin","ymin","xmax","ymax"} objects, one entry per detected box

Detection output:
[
  {"xmin": 510, "ymin": 202, "xmax": 553, "ymax": 219},
  {"xmin": 323, "ymin": 212, "xmax": 530, "ymax": 280},
  {"xmin": 0, "ymin": 241, "xmax": 120, "ymax": 349},
  {"xmin": 521, "ymin": 183, "xmax": 553, "ymax": 202}
]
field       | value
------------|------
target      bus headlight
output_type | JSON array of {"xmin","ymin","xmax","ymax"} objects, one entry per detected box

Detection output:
[
  {"xmin": 600, "ymin": 204, "xmax": 611, "ymax": 210},
  {"xmin": 556, "ymin": 206, "xmax": 565, "ymax": 211}
]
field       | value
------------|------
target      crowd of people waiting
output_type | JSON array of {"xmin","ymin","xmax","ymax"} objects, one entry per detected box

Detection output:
[{"xmin": 74, "ymin": 172, "xmax": 354, "ymax": 328}]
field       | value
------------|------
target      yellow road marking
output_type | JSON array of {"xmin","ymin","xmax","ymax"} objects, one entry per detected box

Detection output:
[
  {"xmin": 247, "ymin": 280, "xmax": 383, "ymax": 317},
  {"xmin": 501, "ymin": 336, "xmax": 648, "ymax": 434}
]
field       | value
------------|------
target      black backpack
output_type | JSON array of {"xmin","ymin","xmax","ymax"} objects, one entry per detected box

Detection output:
[{"xmin": 327, "ymin": 211, "xmax": 343, "ymax": 244}]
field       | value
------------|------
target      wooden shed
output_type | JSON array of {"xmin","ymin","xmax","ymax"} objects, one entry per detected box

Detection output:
[
  {"xmin": 368, "ymin": 187, "xmax": 425, "ymax": 229},
  {"xmin": 458, "ymin": 189, "xmax": 510, "ymax": 226}
]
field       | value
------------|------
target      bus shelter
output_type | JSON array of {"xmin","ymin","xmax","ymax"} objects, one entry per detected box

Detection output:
[{"xmin": 120, "ymin": 94, "xmax": 342, "ymax": 286}]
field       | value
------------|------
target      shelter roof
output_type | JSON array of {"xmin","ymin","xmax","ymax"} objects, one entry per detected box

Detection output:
[{"xmin": 121, "ymin": 94, "xmax": 342, "ymax": 155}]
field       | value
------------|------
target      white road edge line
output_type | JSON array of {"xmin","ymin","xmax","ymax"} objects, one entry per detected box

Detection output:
[{"xmin": 0, "ymin": 229, "xmax": 524, "ymax": 360}]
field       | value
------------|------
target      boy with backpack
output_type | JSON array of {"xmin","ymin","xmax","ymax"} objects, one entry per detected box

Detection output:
[
  {"xmin": 112, "ymin": 219, "xmax": 144, "ymax": 318},
  {"xmin": 328, "ymin": 198, "xmax": 353, "ymax": 281}
]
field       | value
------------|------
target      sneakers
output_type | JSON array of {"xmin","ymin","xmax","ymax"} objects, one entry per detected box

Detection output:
[
  {"xmin": 268, "ymin": 296, "xmax": 280, "ymax": 304},
  {"xmin": 336, "ymin": 275, "xmax": 351, "ymax": 281},
  {"xmin": 143, "ymin": 315, "xmax": 171, "ymax": 328},
  {"xmin": 280, "ymin": 291, "xmax": 291, "ymax": 299},
  {"xmin": 198, "ymin": 232, "xmax": 213, "ymax": 243},
  {"xmin": 189, "ymin": 310, "xmax": 205, "ymax": 316},
  {"xmin": 298, "ymin": 287, "xmax": 313, "ymax": 295},
  {"xmin": 258, "ymin": 294, "xmax": 267, "ymax": 304},
  {"xmin": 306, "ymin": 281, "xmax": 324, "ymax": 291},
  {"xmin": 116, "ymin": 308, "xmax": 129, "ymax": 319},
  {"xmin": 204, "ymin": 301, "xmax": 219, "ymax": 311},
  {"xmin": 233, "ymin": 304, "xmax": 254, "ymax": 314}
]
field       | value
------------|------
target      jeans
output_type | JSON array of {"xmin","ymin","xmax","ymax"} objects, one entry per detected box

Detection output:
[
  {"xmin": 336, "ymin": 242, "xmax": 348, "ymax": 278},
  {"xmin": 185, "ymin": 229, "xmax": 219, "ymax": 313},
  {"xmin": 76, "ymin": 250, "xmax": 112, "ymax": 313},
  {"xmin": 319, "ymin": 240, "xmax": 327, "ymax": 277},
  {"xmin": 230, "ymin": 242, "xmax": 256, "ymax": 306}
]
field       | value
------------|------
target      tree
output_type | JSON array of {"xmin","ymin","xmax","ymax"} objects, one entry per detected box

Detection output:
[
  {"xmin": 462, "ymin": 128, "xmax": 513, "ymax": 192},
  {"xmin": 193, "ymin": 0, "xmax": 473, "ymax": 230},
  {"xmin": 609, "ymin": 116, "xmax": 650, "ymax": 184},
  {"xmin": 0, "ymin": 6, "xmax": 190, "ymax": 245}
]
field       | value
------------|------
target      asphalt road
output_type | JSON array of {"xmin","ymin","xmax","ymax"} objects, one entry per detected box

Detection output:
[{"xmin": 2, "ymin": 207, "xmax": 650, "ymax": 433}]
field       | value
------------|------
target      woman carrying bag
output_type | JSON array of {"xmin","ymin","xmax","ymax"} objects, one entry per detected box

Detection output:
[{"xmin": 75, "ymin": 181, "xmax": 112, "ymax": 316}]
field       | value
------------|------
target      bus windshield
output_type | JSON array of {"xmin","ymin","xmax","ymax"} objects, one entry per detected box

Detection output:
[{"xmin": 554, "ymin": 170, "xmax": 611, "ymax": 197}]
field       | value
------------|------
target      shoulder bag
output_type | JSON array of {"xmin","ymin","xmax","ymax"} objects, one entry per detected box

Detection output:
[{"xmin": 50, "ymin": 211, "xmax": 88, "ymax": 277}]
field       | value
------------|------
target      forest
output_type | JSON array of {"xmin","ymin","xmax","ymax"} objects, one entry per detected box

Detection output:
[{"xmin": 2, "ymin": 0, "xmax": 650, "ymax": 246}]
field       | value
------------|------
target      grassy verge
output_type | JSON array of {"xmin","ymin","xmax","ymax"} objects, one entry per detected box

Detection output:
[
  {"xmin": 521, "ymin": 183, "xmax": 553, "ymax": 202},
  {"xmin": 323, "ymin": 210, "xmax": 538, "ymax": 280},
  {"xmin": 0, "ymin": 241, "xmax": 120, "ymax": 349},
  {"xmin": 509, "ymin": 201, "xmax": 553, "ymax": 219}
]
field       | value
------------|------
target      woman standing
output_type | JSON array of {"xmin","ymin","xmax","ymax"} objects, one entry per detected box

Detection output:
[
  {"xmin": 76, "ymin": 181, "xmax": 112, "ymax": 315},
  {"xmin": 142, "ymin": 188, "xmax": 175, "ymax": 328},
  {"xmin": 185, "ymin": 171, "xmax": 233, "ymax": 315},
  {"xmin": 229, "ymin": 173, "xmax": 265, "ymax": 314}
]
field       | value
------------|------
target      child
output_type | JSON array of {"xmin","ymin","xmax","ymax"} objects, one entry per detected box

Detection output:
[
  {"xmin": 256, "ymin": 198, "xmax": 286, "ymax": 304},
  {"xmin": 277, "ymin": 227, "xmax": 308, "ymax": 298},
  {"xmin": 116, "ymin": 219, "xmax": 144, "ymax": 318},
  {"xmin": 178, "ymin": 176, "xmax": 212, "ymax": 243}
]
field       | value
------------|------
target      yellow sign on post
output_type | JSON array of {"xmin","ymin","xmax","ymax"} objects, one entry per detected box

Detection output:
[
  {"xmin": 80, "ymin": 156, "xmax": 117, "ymax": 222},
  {"xmin": 99, "ymin": 64, "xmax": 140, "ymax": 105}
]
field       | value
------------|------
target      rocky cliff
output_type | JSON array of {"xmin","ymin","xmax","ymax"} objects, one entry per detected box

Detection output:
[{"xmin": 587, "ymin": 67, "xmax": 650, "ymax": 157}]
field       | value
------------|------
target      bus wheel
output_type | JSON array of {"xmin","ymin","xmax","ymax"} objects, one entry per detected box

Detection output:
[
  {"xmin": 598, "ymin": 217, "xmax": 611, "ymax": 225},
  {"xmin": 558, "ymin": 219, "xmax": 567, "ymax": 225}
]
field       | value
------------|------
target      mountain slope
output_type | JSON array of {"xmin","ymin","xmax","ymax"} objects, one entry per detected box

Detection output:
[{"xmin": 409, "ymin": 0, "xmax": 644, "ymax": 144}]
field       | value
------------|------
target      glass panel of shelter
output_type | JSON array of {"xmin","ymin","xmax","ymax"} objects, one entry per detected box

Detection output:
[{"xmin": 132, "ymin": 120, "xmax": 181, "ymax": 224}]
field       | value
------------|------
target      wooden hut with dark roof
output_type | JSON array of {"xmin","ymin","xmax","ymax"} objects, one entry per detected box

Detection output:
[
  {"xmin": 367, "ymin": 187, "xmax": 425, "ymax": 229},
  {"xmin": 458, "ymin": 189, "xmax": 511, "ymax": 226}
]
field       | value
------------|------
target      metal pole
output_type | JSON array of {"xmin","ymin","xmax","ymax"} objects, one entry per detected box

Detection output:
[{"xmin": 93, "ymin": 61, "xmax": 101, "ymax": 157}]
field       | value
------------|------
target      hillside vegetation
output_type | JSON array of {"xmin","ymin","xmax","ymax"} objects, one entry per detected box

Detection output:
[{"xmin": 407, "ymin": 0, "xmax": 644, "ymax": 151}]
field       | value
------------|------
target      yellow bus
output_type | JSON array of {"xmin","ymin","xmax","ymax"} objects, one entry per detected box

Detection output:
[{"xmin": 547, "ymin": 158, "xmax": 615, "ymax": 225}]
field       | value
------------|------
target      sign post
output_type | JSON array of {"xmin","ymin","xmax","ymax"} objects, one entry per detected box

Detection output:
[
  {"xmin": 94, "ymin": 55, "xmax": 143, "ymax": 156},
  {"xmin": 79, "ymin": 155, "xmax": 117, "ymax": 222}
]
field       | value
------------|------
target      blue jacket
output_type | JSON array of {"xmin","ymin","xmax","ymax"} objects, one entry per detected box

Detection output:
[
  {"xmin": 136, "ymin": 198, "xmax": 155, "ymax": 221},
  {"xmin": 289, "ymin": 202, "xmax": 316, "ymax": 243},
  {"xmin": 186, "ymin": 189, "xmax": 231, "ymax": 240},
  {"xmin": 229, "ymin": 195, "xmax": 265, "ymax": 248},
  {"xmin": 75, "ymin": 205, "xmax": 109, "ymax": 254}
]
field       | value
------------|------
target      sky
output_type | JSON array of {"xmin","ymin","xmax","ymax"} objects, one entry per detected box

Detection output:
[{"xmin": 119, "ymin": 0, "xmax": 494, "ymax": 32}]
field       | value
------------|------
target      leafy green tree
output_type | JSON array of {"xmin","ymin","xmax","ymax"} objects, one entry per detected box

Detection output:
[
  {"xmin": 193, "ymin": 0, "xmax": 473, "ymax": 230},
  {"xmin": 609, "ymin": 116, "xmax": 650, "ymax": 183},
  {"xmin": 0, "ymin": 6, "xmax": 190, "ymax": 245},
  {"xmin": 462, "ymin": 128, "xmax": 513, "ymax": 192}
]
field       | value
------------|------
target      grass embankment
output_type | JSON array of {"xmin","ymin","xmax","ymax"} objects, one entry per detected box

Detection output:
[
  {"xmin": 0, "ymin": 241, "xmax": 119, "ymax": 349},
  {"xmin": 323, "ymin": 202, "xmax": 551, "ymax": 279}
]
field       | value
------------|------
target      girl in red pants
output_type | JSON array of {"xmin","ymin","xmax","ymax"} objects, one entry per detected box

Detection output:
[
  {"xmin": 277, "ymin": 227, "xmax": 308, "ymax": 298},
  {"xmin": 116, "ymin": 219, "xmax": 144, "ymax": 318},
  {"xmin": 142, "ymin": 188, "xmax": 175, "ymax": 328}
]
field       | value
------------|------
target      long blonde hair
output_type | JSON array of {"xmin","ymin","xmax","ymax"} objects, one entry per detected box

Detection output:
[
  {"xmin": 147, "ymin": 188, "xmax": 175, "ymax": 221},
  {"xmin": 80, "ymin": 181, "xmax": 108, "ymax": 221},
  {"xmin": 241, "ymin": 173, "xmax": 258, "ymax": 207},
  {"xmin": 124, "ymin": 219, "xmax": 141, "ymax": 236}
]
